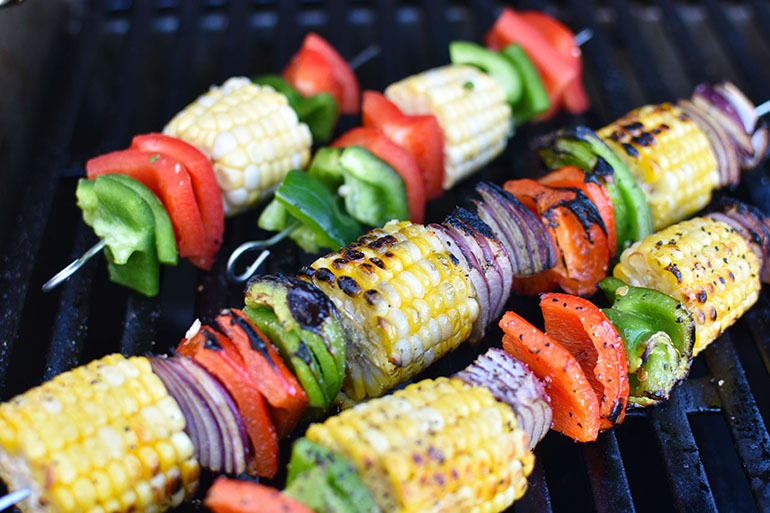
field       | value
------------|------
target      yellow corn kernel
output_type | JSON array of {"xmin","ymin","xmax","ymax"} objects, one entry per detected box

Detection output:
[
  {"xmin": 301, "ymin": 221, "xmax": 479, "ymax": 401},
  {"xmin": 598, "ymin": 103, "xmax": 719, "ymax": 230},
  {"xmin": 386, "ymin": 65, "xmax": 512, "ymax": 189},
  {"xmin": 164, "ymin": 77, "xmax": 313, "ymax": 216},
  {"xmin": 307, "ymin": 377, "xmax": 533, "ymax": 513},
  {"xmin": 0, "ymin": 354, "xmax": 199, "ymax": 513},
  {"xmin": 615, "ymin": 217, "xmax": 760, "ymax": 355}
]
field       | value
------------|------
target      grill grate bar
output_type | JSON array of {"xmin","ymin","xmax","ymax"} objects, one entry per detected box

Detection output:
[
  {"xmin": 376, "ymin": 0, "xmax": 400, "ymax": 87},
  {"xmin": 567, "ymin": 0, "xmax": 631, "ymax": 119},
  {"xmin": 160, "ymin": 0, "xmax": 200, "ymax": 121},
  {"xmin": 650, "ymin": 391, "xmax": 719, "ymax": 512},
  {"xmin": 744, "ymin": 294, "xmax": 770, "ymax": 377},
  {"xmin": 702, "ymin": 0, "xmax": 770, "ymax": 101},
  {"xmin": 43, "ymin": 229, "xmax": 100, "ymax": 381},
  {"xmin": 581, "ymin": 432, "xmax": 636, "ymax": 513},
  {"xmin": 702, "ymin": 334, "xmax": 770, "ymax": 506},
  {"xmin": 422, "ymin": 0, "xmax": 450, "ymax": 66},
  {"xmin": 0, "ymin": 2, "xmax": 105, "ymax": 394},
  {"xmin": 221, "ymin": 0, "xmax": 249, "ymax": 79},
  {"xmin": 653, "ymin": 0, "xmax": 709, "ymax": 84},
  {"xmin": 513, "ymin": 453, "xmax": 552, "ymax": 513}
]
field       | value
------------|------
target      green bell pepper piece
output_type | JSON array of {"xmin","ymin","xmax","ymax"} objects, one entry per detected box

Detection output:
[
  {"xmin": 284, "ymin": 467, "xmax": 357, "ymax": 513},
  {"xmin": 103, "ymin": 174, "xmax": 177, "ymax": 265},
  {"xmin": 449, "ymin": 40, "xmax": 522, "ymax": 105},
  {"xmin": 338, "ymin": 146, "xmax": 409, "ymax": 227},
  {"xmin": 245, "ymin": 305, "xmax": 330, "ymax": 409},
  {"xmin": 76, "ymin": 176, "xmax": 160, "ymax": 296},
  {"xmin": 599, "ymin": 277, "xmax": 694, "ymax": 407},
  {"xmin": 274, "ymin": 169, "xmax": 363, "ymax": 252},
  {"xmin": 244, "ymin": 274, "xmax": 349, "ymax": 409},
  {"xmin": 500, "ymin": 43, "xmax": 550, "ymax": 124},
  {"xmin": 286, "ymin": 438, "xmax": 381, "ymax": 513},
  {"xmin": 254, "ymin": 74, "xmax": 339, "ymax": 143}
]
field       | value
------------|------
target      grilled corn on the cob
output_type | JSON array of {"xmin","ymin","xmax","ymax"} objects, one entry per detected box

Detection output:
[
  {"xmin": 306, "ymin": 377, "xmax": 534, "ymax": 513},
  {"xmin": 598, "ymin": 103, "xmax": 719, "ymax": 231},
  {"xmin": 164, "ymin": 77, "xmax": 313, "ymax": 216},
  {"xmin": 385, "ymin": 65, "xmax": 513, "ymax": 190},
  {"xmin": 299, "ymin": 220, "xmax": 480, "ymax": 401},
  {"xmin": 0, "ymin": 354, "xmax": 199, "ymax": 513},
  {"xmin": 614, "ymin": 217, "xmax": 760, "ymax": 355}
]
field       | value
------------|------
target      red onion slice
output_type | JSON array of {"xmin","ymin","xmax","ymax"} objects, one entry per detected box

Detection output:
[
  {"xmin": 455, "ymin": 348, "xmax": 552, "ymax": 449},
  {"xmin": 430, "ymin": 223, "xmax": 491, "ymax": 336},
  {"xmin": 176, "ymin": 356, "xmax": 250, "ymax": 475},
  {"xmin": 475, "ymin": 182, "xmax": 557, "ymax": 276},
  {"xmin": 710, "ymin": 198, "xmax": 770, "ymax": 282},
  {"xmin": 679, "ymin": 99, "xmax": 740, "ymax": 188}
]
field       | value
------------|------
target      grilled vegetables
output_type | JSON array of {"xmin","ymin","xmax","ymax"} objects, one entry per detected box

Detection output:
[
  {"xmin": 164, "ymin": 77, "xmax": 313, "ymax": 216},
  {"xmin": 455, "ymin": 348, "xmax": 552, "ymax": 449},
  {"xmin": 0, "ymin": 354, "xmax": 199, "ymax": 513},
  {"xmin": 599, "ymin": 277, "xmax": 694, "ymax": 407},
  {"xmin": 598, "ymin": 103, "xmax": 719, "ymax": 231},
  {"xmin": 244, "ymin": 275, "xmax": 347, "ymax": 411},
  {"xmin": 385, "ymin": 65, "xmax": 513, "ymax": 189},
  {"xmin": 305, "ymin": 377, "xmax": 534, "ymax": 513},
  {"xmin": 614, "ymin": 217, "xmax": 760, "ymax": 355},
  {"xmin": 299, "ymin": 220, "xmax": 480, "ymax": 401}
]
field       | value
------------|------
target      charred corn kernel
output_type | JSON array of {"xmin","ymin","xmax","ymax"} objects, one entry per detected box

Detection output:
[
  {"xmin": 385, "ymin": 65, "xmax": 512, "ymax": 189},
  {"xmin": 598, "ymin": 103, "xmax": 719, "ymax": 230},
  {"xmin": 0, "ymin": 354, "xmax": 199, "ymax": 513},
  {"xmin": 301, "ymin": 221, "xmax": 480, "ymax": 401},
  {"xmin": 306, "ymin": 377, "xmax": 533, "ymax": 513},
  {"xmin": 164, "ymin": 77, "xmax": 313, "ymax": 216},
  {"xmin": 614, "ymin": 217, "xmax": 760, "ymax": 355}
]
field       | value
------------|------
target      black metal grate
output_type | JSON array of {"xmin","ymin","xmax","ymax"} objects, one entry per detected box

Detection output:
[{"xmin": 1, "ymin": 1, "xmax": 769, "ymax": 512}]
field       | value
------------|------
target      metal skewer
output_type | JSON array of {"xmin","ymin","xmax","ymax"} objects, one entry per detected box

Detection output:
[
  {"xmin": 42, "ymin": 238, "xmax": 107, "ymax": 292},
  {"xmin": 0, "ymin": 488, "xmax": 30, "ymax": 511}
]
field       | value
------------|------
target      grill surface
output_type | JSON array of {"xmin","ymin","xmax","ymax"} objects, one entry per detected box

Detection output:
[{"xmin": 1, "ymin": 1, "xmax": 770, "ymax": 512}]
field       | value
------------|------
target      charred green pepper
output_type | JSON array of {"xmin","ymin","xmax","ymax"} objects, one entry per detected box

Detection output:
[
  {"xmin": 244, "ymin": 274, "xmax": 348, "ymax": 410},
  {"xmin": 254, "ymin": 74, "xmax": 339, "ymax": 143},
  {"xmin": 599, "ymin": 277, "xmax": 694, "ymax": 407},
  {"xmin": 534, "ymin": 126, "xmax": 653, "ymax": 250},
  {"xmin": 286, "ymin": 438, "xmax": 380, "ymax": 513}
]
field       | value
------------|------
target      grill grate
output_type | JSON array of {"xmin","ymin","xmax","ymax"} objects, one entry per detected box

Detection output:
[{"xmin": 1, "ymin": 1, "xmax": 769, "ymax": 512}]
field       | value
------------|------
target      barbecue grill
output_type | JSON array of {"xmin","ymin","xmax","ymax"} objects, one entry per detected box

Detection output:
[{"xmin": 1, "ymin": 1, "xmax": 769, "ymax": 512}]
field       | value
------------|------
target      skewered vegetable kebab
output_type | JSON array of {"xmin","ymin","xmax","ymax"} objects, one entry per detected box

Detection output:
[
  {"xmin": 3, "ymin": 178, "xmax": 769, "ymax": 513},
  {"xmin": 49, "ymin": 9, "xmax": 592, "ymax": 295}
]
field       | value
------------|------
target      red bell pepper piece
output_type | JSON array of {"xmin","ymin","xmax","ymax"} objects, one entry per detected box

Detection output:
[
  {"xmin": 205, "ymin": 478, "xmax": 314, "ymax": 513},
  {"xmin": 283, "ymin": 33, "xmax": 360, "ymax": 115},
  {"xmin": 283, "ymin": 47, "xmax": 344, "ymax": 108},
  {"xmin": 361, "ymin": 91, "xmax": 445, "ymax": 200},
  {"xmin": 519, "ymin": 11, "xmax": 590, "ymax": 115},
  {"xmin": 130, "ymin": 133, "xmax": 224, "ymax": 270},
  {"xmin": 86, "ymin": 149, "xmax": 207, "ymax": 264},
  {"xmin": 332, "ymin": 126, "xmax": 426, "ymax": 224},
  {"xmin": 505, "ymin": 178, "xmax": 609, "ymax": 295},
  {"xmin": 484, "ymin": 8, "xmax": 579, "ymax": 120},
  {"xmin": 539, "ymin": 166, "xmax": 616, "ymax": 257},
  {"xmin": 500, "ymin": 310, "xmax": 600, "ymax": 442},
  {"xmin": 177, "ymin": 326, "xmax": 279, "ymax": 478},
  {"xmin": 215, "ymin": 309, "xmax": 308, "ymax": 437},
  {"xmin": 540, "ymin": 293, "xmax": 629, "ymax": 430}
]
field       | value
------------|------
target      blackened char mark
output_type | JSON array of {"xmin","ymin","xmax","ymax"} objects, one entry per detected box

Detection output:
[
  {"xmin": 450, "ymin": 206, "xmax": 497, "ymax": 241},
  {"xmin": 545, "ymin": 187, "xmax": 607, "ymax": 241},
  {"xmin": 202, "ymin": 328, "xmax": 223, "ymax": 351},
  {"xmin": 593, "ymin": 157, "xmax": 615, "ymax": 179},
  {"xmin": 224, "ymin": 310, "xmax": 278, "ymax": 371},
  {"xmin": 286, "ymin": 278, "xmax": 336, "ymax": 334},
  {"xmin": 296, "ymin": 341, "xmax": 315, "ymax": 366}
]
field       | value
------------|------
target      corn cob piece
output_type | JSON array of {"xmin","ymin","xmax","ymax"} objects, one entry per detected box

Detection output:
[
  {"xmin": 0, "ymin": 354, "xmax": 199, "ymax": 513},
  {"xmin": 614, "ymin": 217, "xmax": 760, "ymax": 355},
  {"xmin": 306, "ymin": 377, "xmax": 534, "ymax": 513},
  {"xmin": 597, "ymin": 103, "xmax": 719, "ymax": 231},
  {"xmin": 385, "ymin": 65, "xmax": 513, "ymax": 190},
  {"xmin": 164, "ymin": 77, "xmax": 313, "ymax": 216},
  {"xmin": 298, "ymin": 220, "xmax": 480, "ymax": 401}
]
